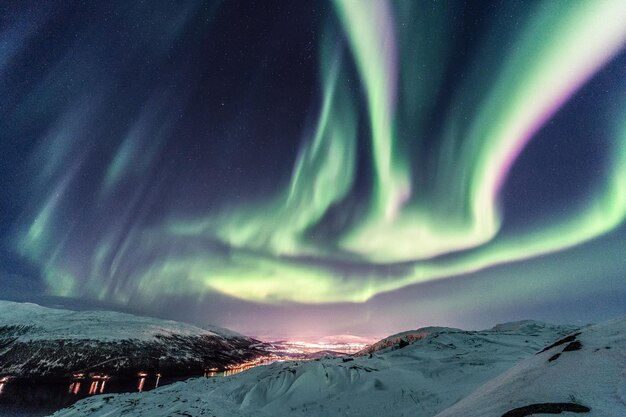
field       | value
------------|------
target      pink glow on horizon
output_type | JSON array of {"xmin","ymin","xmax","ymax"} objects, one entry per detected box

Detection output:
[{"xmin": 279, "ymin": 334, "xmax": 378, "ymax": 354}]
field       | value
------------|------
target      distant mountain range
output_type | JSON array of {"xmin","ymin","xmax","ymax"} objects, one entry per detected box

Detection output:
[
  {"xmin": 0, "ymin": 301, "xmax": 268, "ymax": 380},
  {"xmin": 51, "ymin": 317, "xmax": 626, "ymax": 417}
]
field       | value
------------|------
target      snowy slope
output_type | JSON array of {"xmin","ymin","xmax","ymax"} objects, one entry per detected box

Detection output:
[
  {"xmin": 51, "ymin": 320, "xmax": 576, "ymax": 417},
  {"xmin": 434, "ymin": 318, "xmax": 626, "ymax": 417},
  {"xmin": 355, "ymin": 326, "xmax": 445, "ymax": 356},
  {"xmin": 0, "ymin": 301, "xmax": 267, "ymax": 379}
]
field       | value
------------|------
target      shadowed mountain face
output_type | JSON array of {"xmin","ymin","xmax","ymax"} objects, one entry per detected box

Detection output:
[{"xmin": 0, "ymin": 301, "xmax": 267, "ymax": 380}]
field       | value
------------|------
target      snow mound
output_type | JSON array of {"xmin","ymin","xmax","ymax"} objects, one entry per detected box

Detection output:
[{"xmin": 355, "ymin": 326, "xmax": 447, "ymax": 355}]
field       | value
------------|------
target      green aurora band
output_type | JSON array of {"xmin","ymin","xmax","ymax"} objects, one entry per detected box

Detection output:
[{"xmin": 13, "ymin": 0, "xmax": 626, "ymax": 305}]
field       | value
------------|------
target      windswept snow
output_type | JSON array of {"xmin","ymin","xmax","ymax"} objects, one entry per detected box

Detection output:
[{"xmin": 51, "ymin": 320, "xmax": 590, "ymax": 417}]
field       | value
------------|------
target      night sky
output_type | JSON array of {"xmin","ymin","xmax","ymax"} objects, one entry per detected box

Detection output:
[{"xmin": 1, "ymin": 0, "xmax": 626, "ymax": 338}]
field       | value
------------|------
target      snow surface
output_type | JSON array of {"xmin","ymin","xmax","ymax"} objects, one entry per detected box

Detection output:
[
  {"xmin": 0, "ymin": 301, "xmax": 220, "ymax": 342},
  {"xmin": 434, "ymin": 317, "xmax": 626, "ymax": 417},
  {"xmin": 50, "ymin": 320, "xmax": 589, "ymax": 417}
]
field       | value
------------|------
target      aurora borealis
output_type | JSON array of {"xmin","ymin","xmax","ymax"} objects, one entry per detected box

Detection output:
[{"xmin": 1, "ymin": 0, "xmax": 626, "ymax": 337}]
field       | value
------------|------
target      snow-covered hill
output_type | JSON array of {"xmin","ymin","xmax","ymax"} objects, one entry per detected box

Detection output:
[
  {"xmin": 51, "ymin": 320, "xmax": 585, "ymax": 417},
  {"xmin": 434, "ymin": 317, "xmax": 626, "ymax": 417},
  {"xmin": 355, "ymin": 326, "xmax": 444, "ymax": 356},
  {"xmin": 0, "ymin": 301, "xmax": 267, "ymax": 379}
]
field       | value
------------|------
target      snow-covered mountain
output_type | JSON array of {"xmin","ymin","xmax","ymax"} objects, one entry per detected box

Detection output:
[
  {"xmin": 50, "ymin": 319, "xmax": 604, "ymax": 417},
  {"xmin": 0, "ymin": 301, "xmax": 267, "ymax": 379}
]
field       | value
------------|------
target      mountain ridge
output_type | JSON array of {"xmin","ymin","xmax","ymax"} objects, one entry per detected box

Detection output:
[{"xmin": 0, "ymin": 300, "xmax": 267, "ymax": 380}]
